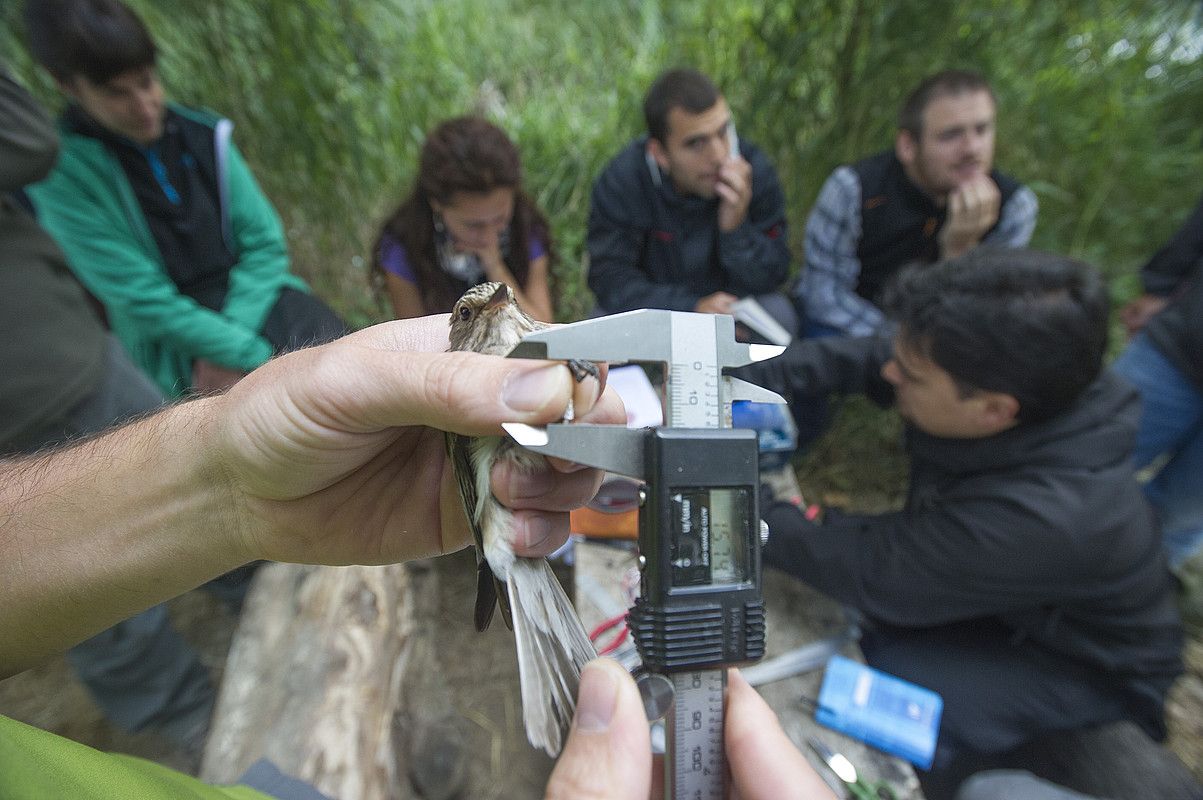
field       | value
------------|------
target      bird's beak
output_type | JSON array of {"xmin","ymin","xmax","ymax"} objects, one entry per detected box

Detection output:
[{"xmin": 485, "ymin": 284, "xmax": 510, "ymax": 311}]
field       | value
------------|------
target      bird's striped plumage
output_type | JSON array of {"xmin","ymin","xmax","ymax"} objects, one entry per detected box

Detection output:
[{"xmin": 445, "ymin": 282, "xmax": 596, "ymax": 755}]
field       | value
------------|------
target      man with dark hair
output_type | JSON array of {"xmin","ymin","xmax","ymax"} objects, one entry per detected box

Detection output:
[
  {"xmin": 1114, "ymin": 191, "xmax": 1203, "ymax": 568},
  {"xmin": 742, "ymin": 249, "xmax": 1182, "ymax": 798},
  {"xmin": 24, "ymin": 0, "xmax": 346, "ymax": 398},
  {"xmin": 797, "ymin": 69, "xmax": 1038, "ymax": 336},
  {"xmin": 586, "ymin": 67, "xmax": 793, "ymax": 327}
]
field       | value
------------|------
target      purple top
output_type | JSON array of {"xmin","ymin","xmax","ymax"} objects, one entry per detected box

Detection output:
[{"xmin": 379, "ymin": 231, "xmax": 546, "ymax": 282}]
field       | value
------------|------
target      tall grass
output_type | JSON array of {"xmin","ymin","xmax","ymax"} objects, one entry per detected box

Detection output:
[{"xmin": 3, "ymin": 0, "xmax": 1201, "ymax": 327}]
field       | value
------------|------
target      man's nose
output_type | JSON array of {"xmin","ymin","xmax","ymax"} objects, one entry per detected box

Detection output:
[
  {"xmin": 135, "ymin": 90, "xmax": 157, "ymax": 118},
  {"xmin": 965, "ymin": 131, "xmax": 987, "ymax": 157}
]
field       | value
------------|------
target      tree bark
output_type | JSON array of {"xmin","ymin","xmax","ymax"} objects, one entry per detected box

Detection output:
[{"xmin": 200, "ymin": 560, "xmax": 468, "ymax": 800}]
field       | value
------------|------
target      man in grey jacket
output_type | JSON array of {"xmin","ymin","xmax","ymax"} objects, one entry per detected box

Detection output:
[{"xmin": 1, "ymin": 68, "xmax": 216, "ymax": 757}]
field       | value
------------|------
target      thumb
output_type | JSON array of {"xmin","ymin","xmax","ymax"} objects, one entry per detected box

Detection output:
[
  {"xmin": 545, "ymin": 659, "xmax": 651, "ymax": 800},
  {"xmin": 277, "ymin": 316, "xmax": 581, "ymax": 437},
  {"xmin": 726, "ymin": 669, "xmax": 838, "ymax": 800}
]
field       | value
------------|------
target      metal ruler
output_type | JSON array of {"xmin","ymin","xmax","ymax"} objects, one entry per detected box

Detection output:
[
  {"xmin": 669, "ymin": 669, "xmax": 727, "ymax": 798},
  {"xmin": 505, "ymin": 309, "xmax": 784, "ymax": 799},
  {"xmin": 665, "ymin": 314, "xmax": 728, "ymax": 799}
]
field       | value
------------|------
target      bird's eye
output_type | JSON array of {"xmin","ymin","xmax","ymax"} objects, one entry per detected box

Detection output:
[{"xmin": 458, "ymin": 306, "xmax": 472, "ymax": 321}]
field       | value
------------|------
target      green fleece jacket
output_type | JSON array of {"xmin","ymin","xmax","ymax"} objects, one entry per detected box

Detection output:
[
  {"xmin": 29, "ymin": 104, "xmax": 308, "ymax": 396},
  {"xmin": 0, "ymin": 714, "xmax": 271, "ymax": 800}
]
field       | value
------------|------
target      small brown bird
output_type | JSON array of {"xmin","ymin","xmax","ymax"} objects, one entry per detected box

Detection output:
[{"xmin": 446, "ymin": 282, "xmax": 597, "ymax": 756}]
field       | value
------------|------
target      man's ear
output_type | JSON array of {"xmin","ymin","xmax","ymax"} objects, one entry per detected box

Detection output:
[
  {"xmin": 646, "ymin": 137, "xmax": 670, "ymax": 171},
  {"xmin": 979, "ymin": 392, "xmax": 1020, "ymax": 432},
  {"xmin": 895, "ymin": 130, "xmax": 917, "ymax": 168}
]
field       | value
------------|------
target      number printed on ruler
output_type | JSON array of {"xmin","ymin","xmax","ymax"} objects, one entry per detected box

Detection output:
[
  {"xmin": 672, "ymin": 670, "xmax": 726, "ymax": 799},
  {"xmin": 669, "ymin": 315, "xmax": 721, "ymax": 429}
]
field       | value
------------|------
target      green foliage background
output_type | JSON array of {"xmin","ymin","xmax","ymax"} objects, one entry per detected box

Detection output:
[{"xmin": 3, "ymin": 0, "xmax": 1202, "ymax": 330}]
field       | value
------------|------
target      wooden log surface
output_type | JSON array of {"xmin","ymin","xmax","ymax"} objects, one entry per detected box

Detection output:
[
  {"xmin": 201, "ymin": 551, "xmax": 554, "ymax": 799},
  {"xmin": 202, "ymin": 541, "xmax": 921, "ymax": 799}
]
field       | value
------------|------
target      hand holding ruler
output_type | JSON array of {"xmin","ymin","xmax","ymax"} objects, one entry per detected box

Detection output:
[{"xmin": 505, "ymin": 309, "xmax": 786, "ymax": 799}]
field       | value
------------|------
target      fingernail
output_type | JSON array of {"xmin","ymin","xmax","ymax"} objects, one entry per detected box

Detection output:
[
  {"xmin": 575, "ymin": 662, "xmax": 617, "ymax": 732},
  {"xmin": 511, "ymin": 468, "xmax": 553, "ymax": 501},
  {"xmin": 517, "ymin": 515, "xmax": 551, "ymax": 550},
  {"xmin": 502, "ymin": 365, "xmax": 563, "ymax": 413}
]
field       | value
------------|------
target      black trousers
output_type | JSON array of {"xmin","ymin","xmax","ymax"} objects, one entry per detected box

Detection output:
[
  {"xmin": 260, "ymin": 287, "xmax": 348, "ymax": 354},
  {"xmin": 858, "ymin": 618, "xmax": 1166, "ymax": 799}
]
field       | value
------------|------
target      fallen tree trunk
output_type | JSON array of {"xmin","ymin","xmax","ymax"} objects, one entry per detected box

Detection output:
[
  {"xmin": 200, "ymin": 560, "xmax": 464, "ymax": 800},
  {"xmin": 200, "ymin": 550, "xmax": 554, "ymax": 800}
]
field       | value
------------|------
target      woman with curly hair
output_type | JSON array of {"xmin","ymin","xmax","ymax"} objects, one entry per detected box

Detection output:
[{"xmin": 372, "ymin": 116, "xmax": 555, "ymax": 321}]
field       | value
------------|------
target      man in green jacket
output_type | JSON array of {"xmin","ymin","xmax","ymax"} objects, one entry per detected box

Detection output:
[{"xmin": 25, "ymin": 0, "xmax": 345, "ymax": 397}]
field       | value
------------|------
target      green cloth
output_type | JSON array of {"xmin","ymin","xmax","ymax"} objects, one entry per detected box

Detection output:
[
  {"xmin": 28, "ymin": 104, "xmax": 308, "ymax": 396},
  {"xmin": 0, "ymin": 715, "xmax": 270, "ymax": 800}
]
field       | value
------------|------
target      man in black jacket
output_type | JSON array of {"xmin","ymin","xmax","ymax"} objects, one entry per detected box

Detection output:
[
  {"xmin": 586, "ymin": 68, "xmax": 793, "ymax": 330},
  {"xmin": 742, "ymin": 249, "xmax": 1182, "ymax": 797},
  {"xmin": 1115, "ymin": 192, "xmax": 1203, "ymax": 568}
]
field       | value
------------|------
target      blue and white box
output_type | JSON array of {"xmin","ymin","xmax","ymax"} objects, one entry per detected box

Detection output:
[{"xmin": 815, "ymin": 655, "xmax": 942, "ymax": 770}]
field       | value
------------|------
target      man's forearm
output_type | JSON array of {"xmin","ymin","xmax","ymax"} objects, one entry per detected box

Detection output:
[
  {"xmin": 734, "ymin": 334, "xmax": 893, "ymax": 406},
  {"xmin": 0, "ymin": 398, "xmax": 245, "ymax": 676}
]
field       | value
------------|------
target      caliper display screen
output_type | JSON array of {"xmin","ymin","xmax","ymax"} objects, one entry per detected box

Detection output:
[{"xmin": 669, "ymin": 486, "xmax": 751, "ymax": 588}]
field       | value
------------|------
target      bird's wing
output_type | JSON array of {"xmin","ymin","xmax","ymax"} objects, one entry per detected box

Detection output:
[{"xmin": 446, "ymin": 431, "xmax": 498, "ymax": 632}]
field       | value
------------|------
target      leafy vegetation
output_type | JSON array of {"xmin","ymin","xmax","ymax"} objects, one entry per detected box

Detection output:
[
  {"xmin": 3, "ymin": 1, "xmax": 1202, "ymax": 776},
  {"xmin": 3, "ymin": 0, "xmax": 1200, "ymax": 327}
]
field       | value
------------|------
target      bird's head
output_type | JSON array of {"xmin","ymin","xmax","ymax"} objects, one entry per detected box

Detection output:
[{"xmin": 448, "ymin": 282, "xmax": 536, "ymax": 354}]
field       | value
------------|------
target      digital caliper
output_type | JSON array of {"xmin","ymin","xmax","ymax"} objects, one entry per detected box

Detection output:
[{"xmin": 504, "ymin": 309, "xmax": 785, "ymax": 799}]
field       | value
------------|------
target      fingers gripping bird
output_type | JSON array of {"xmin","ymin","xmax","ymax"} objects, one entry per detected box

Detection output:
[{"xmin": 446, "ymin": 282, "xmax": 599, "ymax": 756}]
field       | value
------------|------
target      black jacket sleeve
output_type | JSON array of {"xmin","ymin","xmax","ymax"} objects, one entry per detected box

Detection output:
[
  {"xmin": 732, "ymin": 334, "xmax": 895, "ymax": 408},
  {"xmin": 0, "ymin": 70, "xmax": 60, "ymax": 193},
  {"xmin": 1141, "ymin": 193, "xmax": 1203, "ymax": 295},
  {"xmin": 715, "ymin": 145, "xmax": 791, "ymax": 294},
  {"xmin": 762, "ymin": 474, "xmax": 1127, "ymax": 628},
  {"xmin": 586, "ymin": 217, "xmax": 700, "ymax": 312}
]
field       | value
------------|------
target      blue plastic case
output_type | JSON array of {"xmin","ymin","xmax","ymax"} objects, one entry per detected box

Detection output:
[
  {"xmin": 815, "ymin": 655, "xmax": 943, "ymax": 769},
  {"xmin": 731, "ymin": 400, "xmax": 797, "ymax": 470}
]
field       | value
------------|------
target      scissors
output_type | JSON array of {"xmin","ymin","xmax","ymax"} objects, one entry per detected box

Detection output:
[{"xmin": 807, "ymin": 737, "xmax": 897, "ymax": 800}]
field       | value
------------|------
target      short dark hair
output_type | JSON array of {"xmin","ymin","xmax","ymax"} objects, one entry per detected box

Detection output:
[
  {"xmin": 643, "ymin": 68, "xmax": 720, "ymax": 143},
  {"xmin": 24, "ymin": 0, "xmax": 156, "ymax": 85},
  {"xmin": 897, "ymin": 70, "xmax": 995, "ymax": 138},
  {"xmin": 884, "ymin": 249, "xmax": 1109, "ymax": 423}
]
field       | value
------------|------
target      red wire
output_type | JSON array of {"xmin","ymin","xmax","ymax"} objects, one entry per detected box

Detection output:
[
  {"xmin": 589, "ymin": 612, "xmax": 630, "ymax": 655},
  {"xmin": 589, "ymin": 612, "xmax": 627, "ymax": 640}
]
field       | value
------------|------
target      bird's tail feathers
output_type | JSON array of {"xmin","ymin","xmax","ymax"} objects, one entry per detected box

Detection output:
[{"xmin": 508, "ymin": 558, "xmax": 596, "ymax": 756}]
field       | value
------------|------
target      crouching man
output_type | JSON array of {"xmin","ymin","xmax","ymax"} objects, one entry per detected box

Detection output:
[{"xmin": 741, "ymin": 249, "xmax": 1183, "ymax": 798}]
